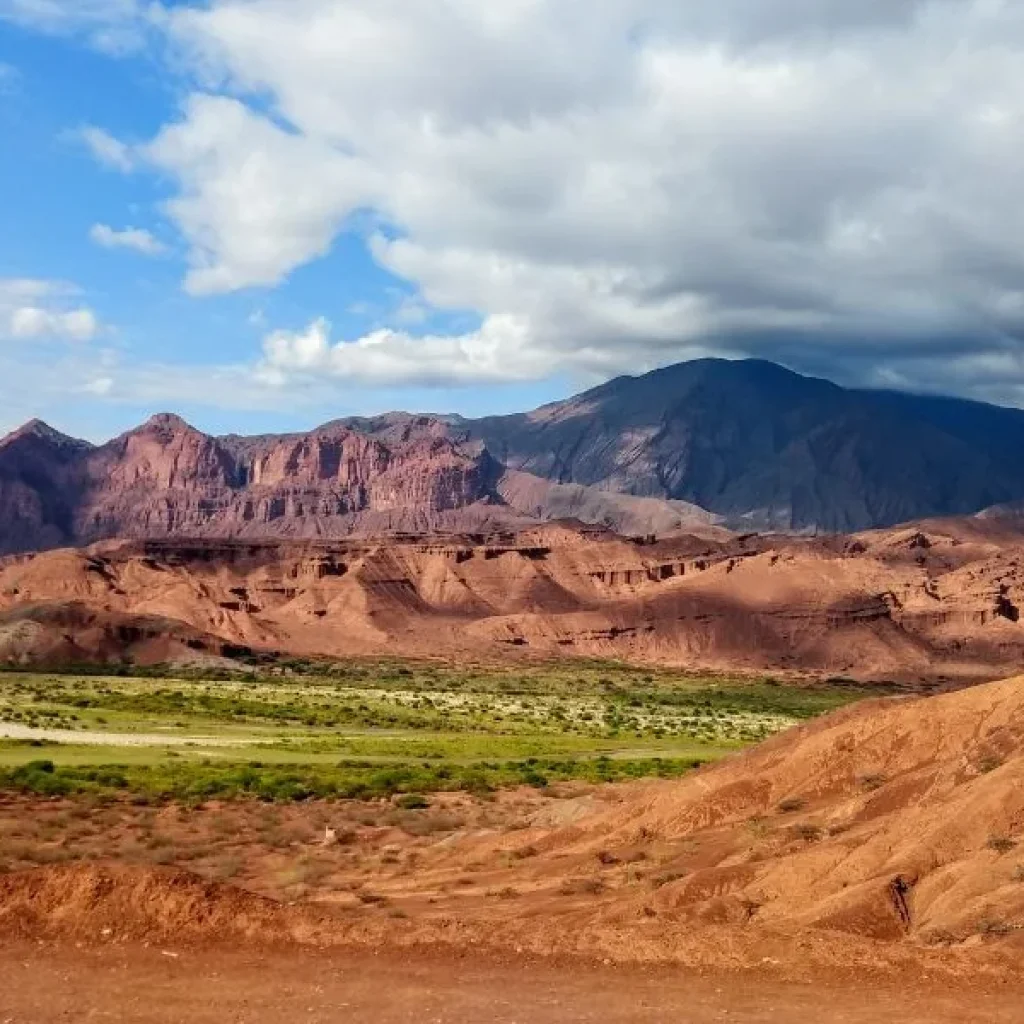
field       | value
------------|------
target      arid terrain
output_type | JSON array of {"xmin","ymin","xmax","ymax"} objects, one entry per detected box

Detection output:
[
  {"xmin": 3, "ymin": 369, "xmax": 1024, "ymax": 1018},
  {"xmin": 2, "ymin": 944, "xmax": 1021, "ymax": 1023},
  {"xmin": 2, "ymin": 515, "xmax": 1024, "ymax": 683},
  {"xmin": 2, "ymin": 672, "xmax": 1024, "ymax": 1019},
  {"xmin": 12, "ymin": 0, "xmax": 1024, "ymax": 1011}
]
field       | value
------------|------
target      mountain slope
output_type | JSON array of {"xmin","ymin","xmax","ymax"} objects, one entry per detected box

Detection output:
[
  {"xmin": 468, "ymin": 360, "xmax": 1024, "ymax": 531},
  {"xmin": 5, "ymin": 356, "xmax": 1024, "ymax": 551},
  {"xmin": 0, "ymin": 413, "xmax": 715, "ymax": 556}
]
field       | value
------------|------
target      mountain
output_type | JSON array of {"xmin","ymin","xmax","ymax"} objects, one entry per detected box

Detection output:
[
  {"xmin": 468, "ymin": 359, "xmax": 1024, "ymax": 532},
  {"xmin": 0, "ymin": 419, "xmax": 96, "ymax": 555},
  {"xmin": 5, "ymin": 356, "xmax": 1024, "ymax": 555},
  {"xmin": 0, "ymin": 412, "xmax": 717, "ymax": 556}
]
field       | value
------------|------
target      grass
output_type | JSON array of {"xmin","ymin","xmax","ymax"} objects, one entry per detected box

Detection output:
[
  {"xmin": 0, "ymin": 754, "xmax": 707, "ymax": 802},
  {"xmin": 0, "ymin": 660, "xmax": 879, "ymax": 803}
]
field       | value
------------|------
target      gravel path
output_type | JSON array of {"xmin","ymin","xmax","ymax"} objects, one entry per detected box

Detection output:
[{"xmin": 0, "ymin": 722, "xmax": 252, "ymax": 748}]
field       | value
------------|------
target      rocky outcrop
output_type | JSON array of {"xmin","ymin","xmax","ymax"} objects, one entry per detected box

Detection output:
[
  {"xmin": 76, "ymin": 417, "xmax": 506, "ymax": 544},
  {"xmin": 0, "ymin": 413, "xmax": 717, "ymax": 556},
  {"xmin": 0, "ymin": 414, "xmax": 509, "ymax": 554},
  {"xmin": 0, "ymin": 420, "xmax": 94, "ymax": 554},
  {"xmin": 3, "ymin": 518, "xmax": 1024, "ymax": 683}
]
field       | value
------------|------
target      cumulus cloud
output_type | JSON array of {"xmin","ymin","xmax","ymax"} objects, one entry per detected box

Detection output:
[
  {"xmin": 53, "ymin": 0, "xmax": 1024, "ymax": 400},
  {"xmin": 90, "ymin": 223, "xmax": 167, "ymax": 256},
  {"xmin": 0, "ymin": 279, "xmax": 101, "ymax": 342},
  {"xmin": 257, "ymin": 314, "xmax": 558, "ymax": 387},
  {"xmin": 81, "ymin": 375, "xmax": 114, "ymax": 395},
  {"xmin": 142, "ymin": 94, "xmax": 376, "ymax": 294}
]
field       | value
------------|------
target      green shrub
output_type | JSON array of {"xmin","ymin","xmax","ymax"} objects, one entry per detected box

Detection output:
[{"xmin": 396, "ymin": 793, "xmax": 430, "ymax": 810}]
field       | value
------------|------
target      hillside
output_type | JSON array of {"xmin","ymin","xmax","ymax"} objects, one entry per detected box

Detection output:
[
  {"xmin": 0, "ymin": 413, "xmax": 715, "ymax": 556},
  {"xmin": 3, "ymin": 518, "xmax": 1024, "ymax": 682},
  {"xmin": 469, "ymin": 359, "xmax": 1024, "ymax": 532}
]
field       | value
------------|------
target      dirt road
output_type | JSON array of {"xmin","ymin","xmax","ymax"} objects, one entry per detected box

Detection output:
[
  {"xmin": 0, "ymin": 944, "xmax": 1019, "ymax": 1023},
  {"xmin": 0, "ymin": 722, "xmax": 250, "ymax": 747}
]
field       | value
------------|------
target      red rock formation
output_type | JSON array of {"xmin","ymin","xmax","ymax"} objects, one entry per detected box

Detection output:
[
  {"xmin": 0, "ymin": 415, "xmax": 714, "ymax": 555},
  {"xmin": 3, "ymin": 518, "xmax": 1024, "ymax": 683}
]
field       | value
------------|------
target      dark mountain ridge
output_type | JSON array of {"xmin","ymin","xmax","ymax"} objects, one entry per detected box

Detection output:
[
  {"xmin": 468, "ymin": 359, "xmax": 1024, "ymax": 531},
  {"xmin": 2, "ymin": 357, "xmax": 1023, "ymax": 553}
]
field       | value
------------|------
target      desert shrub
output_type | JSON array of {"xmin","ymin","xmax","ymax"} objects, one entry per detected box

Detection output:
[
  {"xmin": 395, "ymin": 793, "xmax": 429, "ymax": 810},
  {"xmin": 987, "ymin": 836, "xmax": 1018, "ymax": 855},
  {"xmin": 650, "ymin": 869, "xmax": 687, "ymax": 888},
  {"xmin": 859, "ymin": 774, "xmax": 886, "ymax": 792},
  {"xmin": 979, "ymin": 919, "xmax": 1015, "ymax": 938},
  {"xmin": 7, "ymin": 760, "xmax": 72, "ymax": 797},
  {"xmin": 0, "ymin": 752, "xmax": 704, "ymax": 806},
  {"xmin": 791, "ymin": 824, "xmax": 824, "ymax": 842},
  {"xmin": 777, "ymin": 798, "xmax": 806, "ymax": 814},
  {"xmin": 559, "ymin": 877, "xmax": 605, "ymax": 896}
]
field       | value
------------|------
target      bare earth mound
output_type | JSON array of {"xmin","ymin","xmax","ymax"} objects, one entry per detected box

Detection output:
[
  {"xmin": 0, "ymin": 863, "xmax": 311, "ymax": 945},
  {"xmin": 2, "ymin": 676, "xmax": 1024, "ymax": 985},
  {"xmin": 287, "ymin": 673, "xmax": 1024, "ymax": 978}
]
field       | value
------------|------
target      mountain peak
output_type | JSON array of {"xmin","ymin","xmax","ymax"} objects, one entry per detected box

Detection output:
[
  {"xmin": 0, "ymin": 418, "xmax": 93, "ymax": 451},
  {"xmin": 141, "ymin": 413, "xmax": 196, "ymax": 433}
]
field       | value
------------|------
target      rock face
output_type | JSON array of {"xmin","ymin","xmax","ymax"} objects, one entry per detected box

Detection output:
[
  {"xmin": 0, "ymin": 414, "xmax": 514, "ymax": 555},
  {"xmin": 4, "ymin": 517, "xmax": 1024, "ymax": 683},
  {"xmin": 0, "ymin": 420, "xmax": 94, "ymax": 555},
  {"xmin": 0, "ymin": 412, "xmax": 720, "ymax": 556},
  {"xmin": 78, "ymin": 414, "xmax": 507, "ymax": 544},
  {"xmin": 7, "ymin": 355, "xmax": 1024, "ymax": 553},
  {"xmin": 469, "ymin": 359, "xmax": 1024, "ymax": 532}
]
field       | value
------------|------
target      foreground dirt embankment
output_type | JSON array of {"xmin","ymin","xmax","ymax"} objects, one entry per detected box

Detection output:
[{"xmin": 2, "ymin": 675, "xmax": 1024, "ymax": 990}]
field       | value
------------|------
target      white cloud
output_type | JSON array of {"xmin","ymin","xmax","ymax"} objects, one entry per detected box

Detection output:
[
  {"xmin": 0, "ymin": 279, "xmax": 101, "ymax": 342},
  {"xmin": 118, "ymin": 0, "xmax": 1024, "ymax": 397},
  {"xmin": 90, "ymin": 223, "xmax": 167, "ymax": 256},
  {"xmin": 82, "ymin": 375, "xmax": 114, "ymax": 395},
  {"xmin": 79, "ymin": 125, "xmax": 135, "ymax": 171},
  {"xmin": 26, "ymin": 0, "xmax": 1024, "ymax": 400},
  {"xmin": 0, "ymin": 0, "xmax": 151, "ymax": 52},
  {"xmin": 142, "ymin": 94, "xmax": 376, "ymax": 294},
  {"xmin": 257, "ymin": 314, "xmax": 560, "ymax": 387}
]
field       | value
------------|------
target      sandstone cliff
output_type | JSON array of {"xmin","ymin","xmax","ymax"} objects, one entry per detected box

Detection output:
[{"xmin": 3, "ymin": 518, "xmax": 1024, "ymax": 683}]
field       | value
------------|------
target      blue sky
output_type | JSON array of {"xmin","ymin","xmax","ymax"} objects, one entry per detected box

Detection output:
[
  {"xmin": 0, "ymin": 6, "xmax": 573, "ymax": 440},
  {"xmin": 2, "ymin": 1, "xmax": 1024, "ymax": 442}
]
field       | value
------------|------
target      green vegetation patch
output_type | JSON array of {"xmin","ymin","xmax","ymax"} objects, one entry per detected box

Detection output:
[
  {"xmin": 0, "ymin": 659, "xmax": 882, "ymax": 803},
  {"xmin": 0, "ymin": 754, "xmax": 704, "ymax": 803}
]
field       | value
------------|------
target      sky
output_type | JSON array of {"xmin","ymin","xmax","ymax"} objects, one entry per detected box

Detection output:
[{"xmin": 2, "ymin": 0, "xmax": 1024, "ymax": 441}]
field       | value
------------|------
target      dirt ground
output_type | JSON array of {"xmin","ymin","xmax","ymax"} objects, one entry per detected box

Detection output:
[
  {"xmin": 5, "ymin": 674, "xmax": 1024, "ymax": 1020},
  {"xmin": 1, "ymin": 943, "xmax": 1021, "ymax": 1024}
]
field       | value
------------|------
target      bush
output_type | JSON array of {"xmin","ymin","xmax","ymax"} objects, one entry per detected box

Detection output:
[
  {"xmin": 791, "ymin": 823, "xmax": 824, "ymax": 842},
  {"xmin": 859, "ymin": 774, "xmax": 886, "ymax": 792},
  {"xmin": 988, "ymin": 836, "xmax": 1018, "ymax": 855},
  {"xmin": 396, "ymin": 793, "xmax": 430, "ymax": 810}
]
